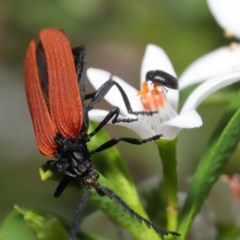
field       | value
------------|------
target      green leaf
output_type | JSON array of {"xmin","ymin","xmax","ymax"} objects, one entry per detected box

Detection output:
[
  {"xmin": 209, "ymin": 91, "xmax": 240, "ymax": 143},
  {"xmin": 0, "ymin": 206, "xmax": 68, "ymax": 240},
  {"xmin": 15, "ymin": 205, "xmax": 68, "ymax": 240},
  {"xmin": 0, "ymin": 209, "xmax": 35, "ymax": 240},
  {"xmin": 178, "ymin": 107, "xmax": 240, "ymax": 238},
  {"xmin": 0, "ymin": 206, "xmax": 105, "ymax": 240}
]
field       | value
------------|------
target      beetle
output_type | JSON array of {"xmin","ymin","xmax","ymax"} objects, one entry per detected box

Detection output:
[
  {"xmin": 146, "ymin": 70, "xmax": 178, "ymax": 89},
  {"xmin": 24, "ymin": 28, "xmax": 180, "ymax": 239}
]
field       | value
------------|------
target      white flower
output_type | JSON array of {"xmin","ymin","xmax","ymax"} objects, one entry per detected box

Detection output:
[
  {"xmin": 207, "ymin": 0, "xmax": 240, "ymax": 39},
  {"xmin": 179, "ymin": 0, "xmax": 240, "ymax": 89},
  {"xmin": 87, "ymin": 44, "xmax": 240, "ymax": 140}
]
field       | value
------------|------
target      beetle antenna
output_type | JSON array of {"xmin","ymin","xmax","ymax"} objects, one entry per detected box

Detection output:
[
  {"xmin": 69, "ymin": 190, "xmax": 90, "ymax": 240},
  {"xmin": 94, "ymin": 184, "xmax": 180, "ymax": 237}
]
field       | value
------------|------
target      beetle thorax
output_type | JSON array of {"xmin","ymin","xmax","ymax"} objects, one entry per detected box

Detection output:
[{"xmin": 51, "ymin": 133, "xmax": 95, "ymax": 179}]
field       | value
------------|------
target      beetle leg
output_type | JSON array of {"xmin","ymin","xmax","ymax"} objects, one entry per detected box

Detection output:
[
  {"xmin": 54, "ymin": 175, "xmax": 72, "ymax": 197},
  {"xmin": 88, "ymin": 106, "xmax": 137, "ymax": 138},
  {"xmin": 90, "ymin": 134, "xmax": 162, "ymax": 154},
  {"xmin": 86, "ymin": 76, "xmax": 155, "ymax": 117}
]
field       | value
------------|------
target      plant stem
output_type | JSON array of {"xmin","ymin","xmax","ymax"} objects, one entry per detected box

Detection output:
[{"xmin": 157, "ymin": 138, "xmax": 178, "ymax": 231}]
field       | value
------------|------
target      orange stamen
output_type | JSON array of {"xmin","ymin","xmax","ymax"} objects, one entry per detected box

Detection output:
[{"xmin": 137, "ymin": 82, "xmax": 166, "ymax": 111}]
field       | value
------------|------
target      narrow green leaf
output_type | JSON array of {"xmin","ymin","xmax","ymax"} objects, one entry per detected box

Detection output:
[
  {"xmin": 178, "ymin": 107, "xmax": 240, "ymax": 238},
  {"xmin": 209, "ymin": 90, "xmax": 240, "ymax": 143}
]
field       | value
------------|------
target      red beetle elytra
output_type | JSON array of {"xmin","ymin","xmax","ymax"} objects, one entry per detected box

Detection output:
[{"xmin": 24, "ymin": 28, "xmax": 180, "ymax": 239}]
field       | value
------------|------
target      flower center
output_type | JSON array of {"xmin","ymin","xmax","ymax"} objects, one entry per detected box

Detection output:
[
  {"xmin": 137, "ymin": 82, "xmax": 177, "ymax": 133},
  {"xmin": 137, "ymin": 82, "xmax": 166, "ymax": 111}
]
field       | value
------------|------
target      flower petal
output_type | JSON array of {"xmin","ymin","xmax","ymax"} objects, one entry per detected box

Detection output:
[
  {"xmin": 88, "ymin": 109, "xmax": 131, "ymax": 122},
  {"xmin": 207, "ymin": 0, "xmax": 240, "ymax": 39},
  {"xmin": 161, "ymin": 110, "xmax": 203, "ymax": 139},
  {"xmin": 164, "ymin": 110, "xmax": 202, "ymax": 128},
  {"xmin": 140, "ymin": 44, "xmax": 179, "ymax": 109},
  {"xmin": 181, "ymin": 72, "xmax": 240, "ymax": 114},
  {"xmin": 179, "ymin": 45, "xmax": 240, "ymax": 89},
  {"xmin": 87, "ymin": 68, "xmax": 144, "ymax": 114},
  {"xmin": 89, "ymin": 109, "xmax": 110, "ymax": 122},
  {"xmin": 122, "ymin": 121, "xmax": 158, "ymax": 139},
  {"xmin": 140, "ymin": 44, "xmax": 177, "ymax": 82}
]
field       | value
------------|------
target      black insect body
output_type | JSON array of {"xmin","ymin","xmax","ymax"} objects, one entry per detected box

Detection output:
[{"xmin": 146, "ymin": 70, "xmax": 178, "ymax": 89}]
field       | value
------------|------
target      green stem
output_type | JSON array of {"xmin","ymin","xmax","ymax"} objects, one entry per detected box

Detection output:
[{"xmin": 156, "ymin": 138, "xmax": 178, "ymax": 231}]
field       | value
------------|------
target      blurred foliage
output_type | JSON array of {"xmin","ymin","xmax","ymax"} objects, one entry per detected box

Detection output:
[{"xmin": 0, "ymin": 0, "xmax": 226, "ymax": 71}]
